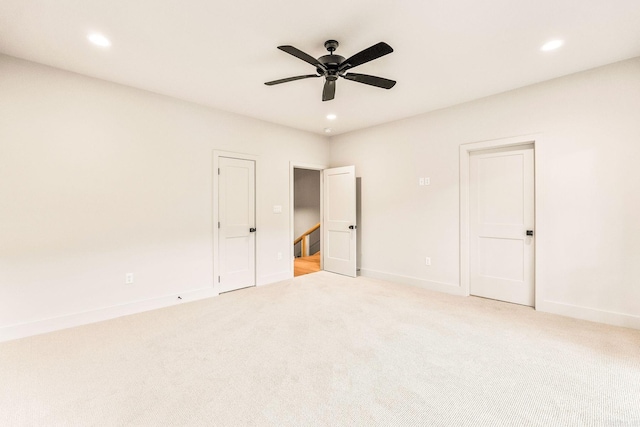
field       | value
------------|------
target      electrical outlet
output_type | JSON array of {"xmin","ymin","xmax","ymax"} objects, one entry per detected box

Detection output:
[
  {"xmin": 277, "ymin": 252, "xmax": 282, "ymax": 260},
  {"xmin": 419, "ymin": 177, "xmax": 425, "ymax": 186},
  {"xmin": 425, "ymin": 257, "xmax": 431, "ymax": 266},
  {"xmin": 424, "ymin": 177, "xmax": 430, "ymax": 185},
  {"xmin": 125, "ymin": 273, "xmax": 134, "ymax": 284}
]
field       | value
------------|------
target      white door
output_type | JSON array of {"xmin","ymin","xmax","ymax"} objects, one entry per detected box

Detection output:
[
  {"xmin": 323, "ymin": 165, "xmax": 357, "ymax": 277},
  {"xmin": 469, "ymin": 145, "xmax": 534, "ymax": 306},
  {"xmin": 218, "ymin": 157, "xmax": 255, "ymax": 293}
]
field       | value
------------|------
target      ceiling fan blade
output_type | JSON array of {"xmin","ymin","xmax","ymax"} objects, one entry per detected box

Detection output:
[
  {"xmin": 265, "ymin": 74, "xmax": 320, "ymax": 86},
  {"xmin": 322, "ymin": 80, "xmax": 336, "ymax": 101},
  {"xmin": 278, "ymin": 46, "xmax": 327, "ymax": 70},
  {"xmin": 342, "ymin": 73, "xmax": 396, "ymax": 89},
  {"xmin": 338, "ymin": 42, "xmax": 393, "ymax": 71}
]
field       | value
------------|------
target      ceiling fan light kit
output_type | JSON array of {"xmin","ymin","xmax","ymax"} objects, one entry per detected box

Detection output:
[{"xmin": 265, "ymin": 40, "xmax": 396, "ymax": 101}]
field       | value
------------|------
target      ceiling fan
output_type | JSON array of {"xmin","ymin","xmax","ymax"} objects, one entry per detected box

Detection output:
[{"xmin": 265, "ymin": 40, "xmax": 396, "ymax": 101}]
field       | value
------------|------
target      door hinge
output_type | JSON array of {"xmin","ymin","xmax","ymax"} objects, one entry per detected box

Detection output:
[
  {"xmin": 218, "ymin": 276, "xmax": 220, "ymax": 283},
  {"xmin": 218, "ymin": 222, "xmax": 220, "ymax": 229},
  {"xmin": 218, "ymin": 168, "xmax": 220, "ymax": 175}
]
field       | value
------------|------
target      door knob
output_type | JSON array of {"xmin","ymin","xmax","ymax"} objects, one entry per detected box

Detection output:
[
  {"xmin": 349, "ymin": 225, "xmax": 357, "ymax": 230},
  {"xmin": 526, "ymin": 230, "xmax": 534, "ymax": 236},
  {"xmin": 249, "ymin": 228, "xmax": 256, "ymax": 233}
]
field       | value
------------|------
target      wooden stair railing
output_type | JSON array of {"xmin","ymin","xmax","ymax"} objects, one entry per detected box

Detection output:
[{"xmin": 294, "ymin": 222, "xmax": 320, "ymax": 257}]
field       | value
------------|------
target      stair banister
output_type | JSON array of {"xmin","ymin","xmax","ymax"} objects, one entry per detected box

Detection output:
[{"xmin": 294, "ymin": 222, "xmax": 320, "ymax": 257}]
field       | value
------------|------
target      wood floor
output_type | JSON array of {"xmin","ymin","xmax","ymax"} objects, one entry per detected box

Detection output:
[{"xmin": 294, "ymin": 252, "xmax": 321, "ymax": 277}]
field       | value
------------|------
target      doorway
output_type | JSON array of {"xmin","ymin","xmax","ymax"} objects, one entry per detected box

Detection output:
[
  {"xmin": 290, "ymin": 162, "xmax": 358, "ymax": 279},
  {"xmin": 293, "ymin": 168, "xmax": 322, "ymax": 277},
  {"xmin": 460, "ymin": 137, "xmax": 536, "ymax": 307}
]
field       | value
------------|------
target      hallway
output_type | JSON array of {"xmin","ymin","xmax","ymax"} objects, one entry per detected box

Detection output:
[{"xmin": 294, "ymin": 252, "xmax": 321, "ymax": 277}]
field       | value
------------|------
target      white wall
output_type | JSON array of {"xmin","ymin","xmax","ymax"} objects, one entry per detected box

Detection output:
[
  {"xmin": 330, "ymin": 57, "xmax": 640, "ymax": 329},
  {"xmin": 3, "ymin": 53, "xmax": 639, "ymax": 341},
  {"xmin": 0, "ymin": 54, "xmax": 329, "ymax": 340}
]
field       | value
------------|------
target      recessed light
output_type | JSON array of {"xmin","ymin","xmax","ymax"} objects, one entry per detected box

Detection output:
[
  {"xmin": 88, "ymin": 33, "xmax": 111, "ymax": 47},
  {"xmin": 326, "ymin": 114, "xmax": 337, "ymax": 120},
  {"xmin": 540, "ymin": 39, "xmax": 564, "ymax": 52},
  {"xmin": 324, "ymin": 128, "xmax": 332, "ymax": 133}
]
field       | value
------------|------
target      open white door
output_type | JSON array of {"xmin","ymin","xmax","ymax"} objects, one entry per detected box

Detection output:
[
  {"xmin": 218, "ymin": 156, "xmax": 256, "ymax": 293},
  {"xmin": 323, "ymin": 165, "xmax": 357, "ymax": 277}
]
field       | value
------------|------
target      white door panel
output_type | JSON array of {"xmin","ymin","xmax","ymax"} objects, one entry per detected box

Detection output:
[
  {"xmin": 470, "ymin": 146, "xmax": 534, "ymax": 306},
  {"xmin": 323, "ymin": 166, "xmax": 356, "ymax": 277},
  {"xmin": 219, "ymin": 157, "xmax": 255, "ymax": 293},
  {"xmin": 478, "ymin": 237, "xmax": 524, "ymax": 281}
]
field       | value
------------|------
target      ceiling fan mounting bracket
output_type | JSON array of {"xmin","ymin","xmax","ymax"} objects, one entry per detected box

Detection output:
[{"xmin": 324, "ymin": 40, "xmax": 339, "ymax": 53}]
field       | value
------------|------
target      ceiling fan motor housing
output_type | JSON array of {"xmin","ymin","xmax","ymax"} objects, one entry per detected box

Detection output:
[
  {"xmin": 318, "ymin": 54, "xmax": 345, "ymax": 67},
  {"xmin": 320, "ymin": 40, "xmax": 345, "ymax": 79},
  {"xmin": 318, "ymin": 54, "xmax": 346, "ymax": 80}
]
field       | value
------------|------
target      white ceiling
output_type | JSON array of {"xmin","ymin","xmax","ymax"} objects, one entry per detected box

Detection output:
[{"xmin": 1, "ymin": 0, "xmax": 639, "ymax": 136}]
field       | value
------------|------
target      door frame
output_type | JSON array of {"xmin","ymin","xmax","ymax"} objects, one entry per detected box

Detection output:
[
  {"xmin": 213, "ymin": 150, "xmax": 259, "ymax": 294},
  {"xmin": 459, "ymin": 134, "xmax": 539, "ymax": 305},
  {"xmin": 289, "ymin": 162, "xmax": 327, "ymax": 277}
]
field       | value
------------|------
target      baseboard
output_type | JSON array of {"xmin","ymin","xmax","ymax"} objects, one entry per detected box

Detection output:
[
  {"xmin": 0, "ymin": 287, "xmax": 219, "ymax": 343},
  {"xmin": 360, "ymin": 268, "xmax": 464, "ymax": 296},
  {"xmin": 258, "ymin": 270, "xmax": 292, "ymax": 286},
  {"xmin": 538, "ymin": 299, "xmax": 640, "ymax": 330}
]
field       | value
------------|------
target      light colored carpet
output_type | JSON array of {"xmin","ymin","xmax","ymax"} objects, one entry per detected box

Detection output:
[{"xmin": 1, "ymin": 272, "xmax": 639, "ymax": 426}]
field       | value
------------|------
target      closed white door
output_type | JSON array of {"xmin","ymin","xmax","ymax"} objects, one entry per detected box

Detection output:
[
  {"xmin": 323, "ymin": 166, "xmax": 357, "ymax": 277},
  {"xmin": 218, "ymin": 157, "xmax": 255, "ymax": 293},
  {"xmin": 469, "ymin": 145, "xmax": 535, "ymax": 306}
]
